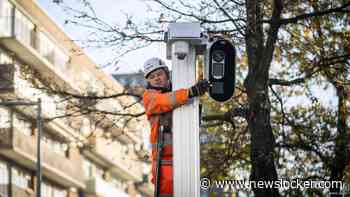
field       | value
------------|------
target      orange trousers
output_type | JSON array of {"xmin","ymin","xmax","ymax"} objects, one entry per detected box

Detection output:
[{"xmin": 151, "ymin": 156, "xmax": 173, "ymax": 195}]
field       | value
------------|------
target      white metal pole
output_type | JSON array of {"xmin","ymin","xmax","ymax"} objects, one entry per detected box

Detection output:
[{"xmin": 172, "ymin": 41, "xmax": 200, "ymax": 197}]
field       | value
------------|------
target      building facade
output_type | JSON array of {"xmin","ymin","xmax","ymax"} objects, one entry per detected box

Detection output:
[
  {"xmin": 0, "ymin": 0, "xmax": 152, "ymax": 196},
  {"xmin": 113, "ymin": 72, "xmax": 147, "ymax": 97},
  {"xmin": 113, "ymin": 72, "xmax": 147, "ymax": 89}
]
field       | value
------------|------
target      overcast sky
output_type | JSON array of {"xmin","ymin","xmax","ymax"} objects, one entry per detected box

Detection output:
[
  {"xmin": 36, "ymin": 0, "xmax": 168, "ymax": 74},
  {"xmin": 36, "ymin": 0, "xmax": 337, "ymax": 107}
]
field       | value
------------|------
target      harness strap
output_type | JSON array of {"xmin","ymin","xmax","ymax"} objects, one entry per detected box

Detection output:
[{"xmin": 160, "ymin": 160, "xmax": 172, "ymax": 165}]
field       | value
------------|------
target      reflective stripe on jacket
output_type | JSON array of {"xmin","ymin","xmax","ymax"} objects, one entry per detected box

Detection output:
[{"xmin": 143, "ymin": 88, "xmax": 190, "ymax": 147}]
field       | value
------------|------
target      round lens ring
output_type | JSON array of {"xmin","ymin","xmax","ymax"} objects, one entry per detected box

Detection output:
[{"xmin": 212, "ymin": 50, "xmax": 225, "ymax": 62}]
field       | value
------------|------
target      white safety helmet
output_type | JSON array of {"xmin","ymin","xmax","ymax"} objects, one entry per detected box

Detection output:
[{"xmin": 143, "ymin": 57, "xmax": 169, "ymax": 78}]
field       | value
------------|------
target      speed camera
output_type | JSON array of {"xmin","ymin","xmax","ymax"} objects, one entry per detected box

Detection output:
[{"xmin": 207, "ymin": 39, "xmax": 236, "ymax": 102}]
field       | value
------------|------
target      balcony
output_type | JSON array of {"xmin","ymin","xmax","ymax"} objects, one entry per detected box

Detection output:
[
  {"xmin": 84, "ymin": 138, "xmax": 143, "ymax": 182},
  {"xmin": 11, "ymin": 185, "xmax": 35, "ymax": 197},
  {"xmin": 0, "ymin": 65, "xmax": 87, "ymax": 145},
  {"xmin": 86, "ymin": 177, "xmax": 128, "ymax": 197},
  {"xmin": 0, "ymin": 18, "xmax": 77, "ymax": 92},
  {"xmin": 0, "ymin": 183, "xmax": 35, "ymax": 197},
  {"xmin": 0, "ymin": 127, "xmax": 85, "ymax": 189}
]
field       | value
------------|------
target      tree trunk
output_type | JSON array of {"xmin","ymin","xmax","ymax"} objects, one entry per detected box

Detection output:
[
  {"xmin": 330, "ymin": 85, "xmax": 349, "ymax": 196},
  {"xmin": 244, "ymin": 0, "xmax": 282, "ymax": 196},
  {"xmin": 244, "ymin": 74, "xmax": 280, "ymax": 197}
]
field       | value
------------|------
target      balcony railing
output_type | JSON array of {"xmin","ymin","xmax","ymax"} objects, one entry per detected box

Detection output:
[
  {"xmin": 0, "ymin": 127, "xmax": 85, "ymax": 188},
  {"xmin": 86, "ymin": 177, "xmax": 128, "ymax": 197},
  {"xmin": 91, "ymin": 138, "xmax": 144, "ymax": 182},
  {"xmin": 11, "ymin": 185, "xmax": 35, "ymax": 197},
  {"xmin": 0, "ymin": 14, "xmax": 76, "ymax": 92}
]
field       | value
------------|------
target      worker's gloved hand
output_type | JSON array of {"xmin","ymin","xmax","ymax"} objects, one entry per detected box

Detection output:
[{"xmin": 189, "ymin": 79, "xmax": 210, "ymax": 98}]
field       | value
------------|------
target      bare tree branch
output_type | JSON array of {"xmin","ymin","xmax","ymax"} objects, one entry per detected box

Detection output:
[
  {"xmin": 278, "ymin": 2, "xmax": 350, "ymax": 25},
  {"xmin": 36, "ymin": 87, "xmax": 142, "ymax": 100},
  {"xmin": 270, "ymin": 53, "xmax": 350, "ymax": 86},
  {"xmin": 212, "ymin": 0, "xmax": 246, "ymax": 36},
  {"xmin": 152, "ymin": 0, "xmax": 237, "ymax": 24}
]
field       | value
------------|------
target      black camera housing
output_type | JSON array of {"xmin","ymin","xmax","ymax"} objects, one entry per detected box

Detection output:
[{"xmin": 208, "ymin": 39, "xmax": 236, "ymax": 102}]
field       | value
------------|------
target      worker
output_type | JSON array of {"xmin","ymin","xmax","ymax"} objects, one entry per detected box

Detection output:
[{"xmin": 142, "ymin": 57, "xmax": 209, "ymax": 196}]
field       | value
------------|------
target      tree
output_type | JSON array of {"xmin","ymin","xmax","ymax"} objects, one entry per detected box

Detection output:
[{"xmin": 270, "ymin": 2, "xmax": 350, "ymax": 195}]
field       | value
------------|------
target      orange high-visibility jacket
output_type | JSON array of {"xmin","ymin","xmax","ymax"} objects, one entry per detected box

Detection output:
[
  {"xmin": 142, "ymin": 88, "xmax": 190, "ymax": 193},
  {"xmin": 143, "ymin": 88, "xmax": 190, "ymax": 148}
]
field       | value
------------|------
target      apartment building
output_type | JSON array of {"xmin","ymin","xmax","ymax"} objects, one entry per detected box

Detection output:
[
  {"xmin": 0, "ymin": 0, "xmax": 152, "ymax": 196},
  {"xmin": 113, "ymin": 72, "xmax": 147, "ymax": 97}
]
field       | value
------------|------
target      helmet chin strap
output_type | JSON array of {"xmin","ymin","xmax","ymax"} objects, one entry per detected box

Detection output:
[{"xmin": 147, "ymin": 82, "xmax": 172, "ymax": 93}]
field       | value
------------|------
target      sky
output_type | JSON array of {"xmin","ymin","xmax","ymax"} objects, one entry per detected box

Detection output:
[
  {"xmin": 36, "ymin": 0, "xmax": 168, "ymax": 74},
  {"xmin": 36, "ymin": 0, "xmax": 337, "ymax": 108}
]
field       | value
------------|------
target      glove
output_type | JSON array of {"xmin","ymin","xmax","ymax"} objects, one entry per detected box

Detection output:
[{"xmin": 189, "ymin": 79, "xmax": 210, "ymax": 98}]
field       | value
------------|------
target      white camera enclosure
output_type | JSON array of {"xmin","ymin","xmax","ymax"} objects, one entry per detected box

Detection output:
[{"xmin": 166, "ymin": 22, "xmax": 202, "ymax": 59}]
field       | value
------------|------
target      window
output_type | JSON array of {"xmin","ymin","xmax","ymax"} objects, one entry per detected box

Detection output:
[
  {"xmin": 38, "ymin": 31, "xmax": 68, "ymax": 70},
  {"xmin": 41, "ymin": 95, "xmax": 57, "ymax": 118},
  {"xmin": 80, "ymin": 118, "xmax": 91, "ymax": 137},
  {"xmin": 0, "ymin": 49, "xmax": 12, "ymax": 64},
  {"xmin": 52, "ymin": 186, "xmax": 67, "ymax": 197},
  {"xmin": 95, "ymin": 165, "xmax": 104, "ymax": 179},
  {"xmin": 42, "ymin": 132, "xmax": 68, "ymax": 157},
  {"xmin": 42, "ymin": 182, "xmax": 52, "ymax": 197},
  {"xmin": 14, "ymin": 9, "xmax": 34, "ymax": 46},
  {"xmin": 54, "ymin": 46, "xmax": 69, "ymax": 71},
  {"xmin": 82, "ymin": 158, "xmax": 93, "ymax": 179},
  {"xmin": 0, "ymin": 107, "xmax": 10, "ymax": 129},
  {"xmin": 42, "ymin": 182, "xmax": 67, "ymax": 197},
  {"xmin": 13, "ymin": 113, "xmax": 32, "ymax": 136},
  {"xmin": 55, "ymin": 96, "xmax": 67, "ymax": 117},
  {"xmin": 0, "ymin": 0, "xmax": 13, "ymax": 36},
  {"xmin": 111, "ymin": 177, "xmax": 124, "ymax": 191},
  {"xmin": 0, "ymin": 161, "xmax": 9, "ymax": 197},
  {"xmin": 11, "ymin": 167, "xmax": 32, "ymax": 189},
  {"xmin": 0, "ymin": 161, "xmax": 9, "ymax": 184},
  {"xmin": 82, "ymin": 157, "xmax": 104, "ymax": 180},
  {"xmin": 38, "ymin": 32, "xmax": 55, "ymax": 64}
]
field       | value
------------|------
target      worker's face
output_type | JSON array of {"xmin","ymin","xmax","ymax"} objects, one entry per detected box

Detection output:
[{"xmin": 147, "ymin": 68, "xmax": 169, "ymax": 88}]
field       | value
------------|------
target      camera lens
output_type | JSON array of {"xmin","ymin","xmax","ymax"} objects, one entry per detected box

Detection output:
[{"xmin": 212, "ymin": 50, "xmax": 225, "ymax": 62}]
